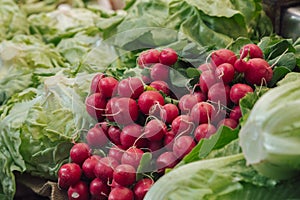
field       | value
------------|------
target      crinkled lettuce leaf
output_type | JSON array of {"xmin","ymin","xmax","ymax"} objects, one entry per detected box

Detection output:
[
  {"xmin": 0, "ymin": 0, "xmax": 29, "ymax": 41},
  {"xmin": 0, "ymin": 72, "xmax": 96, "ymax": 199}
]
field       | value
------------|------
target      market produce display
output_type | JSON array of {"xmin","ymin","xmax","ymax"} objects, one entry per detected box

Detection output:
[{"xmin": 1, "ymin": 0, "xmax": 300, "ymax": 199}]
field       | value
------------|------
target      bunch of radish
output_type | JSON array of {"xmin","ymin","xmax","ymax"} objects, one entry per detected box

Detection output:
[{"xmin": 57, "ymin": 44, "xmax": 273, "ymax": 200}]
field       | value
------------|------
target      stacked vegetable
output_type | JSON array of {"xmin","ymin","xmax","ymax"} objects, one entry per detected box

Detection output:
[{"xmin": 57, "ymin": 42, "xmax": 287, "ymax": 199}]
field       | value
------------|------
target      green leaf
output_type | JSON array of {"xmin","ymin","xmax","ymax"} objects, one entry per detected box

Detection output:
[
  {"xmin": 186, "ymin": 67, "xmax": 201, "ymax": 78},
  {"xmin": 169, "ymin": 68, "xmax": 189, "ymax": 88},
  {"xmin": 136, "ymin": 152, "xmax": 152, "ymax": 180},
  {"xmin": 268, "ymin": 66, "xmax": 291, "ymax": 87}
]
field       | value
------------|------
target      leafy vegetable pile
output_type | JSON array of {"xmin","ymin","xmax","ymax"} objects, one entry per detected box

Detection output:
[{"xmin": 0, "ymin": 0, "xmax": 299, "ymax": 199}]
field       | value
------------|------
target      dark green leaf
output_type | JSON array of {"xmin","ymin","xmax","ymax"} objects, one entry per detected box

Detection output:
[
  {"xmin": 268, "ymin": 66, "xmax": 291, "ymax": 87},
  {"xmin": 136, "ymin": 152, "xmax": 152, "ymax": 181}
]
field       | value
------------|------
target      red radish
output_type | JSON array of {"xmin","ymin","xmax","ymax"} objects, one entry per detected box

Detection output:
[
  {"xmin": 199, "ymin": 70, "xmax": 217, "ymax": 94},
  {"xmin": 207, "ymin": 83, "xmax": 231, "ymax": 106},
  {"xmin": 90, "ymin": 73, "xmax": 105, "ymax": 93},
  {"xmin": 82, "ymin": 155, "xmax": 101, "ymax": 179},
  {"xmin": 68, "ymin": 181, "xmax": 89, "ymax": 200},
  {"xmin": 171, "ymin": 115, "xmax": 194, "ymax": 136},
  {"xmin": 105, "ymin": 97, "xmax": 119, "ymax": 122},
  {"xmin": 156, "ymin": 151, "xmax": 178, "ymax": 173},
  {"xmin": 108, "ymin": 145, "xmax": 124, "ymax": 162},
  {"xmin": 86, "ymin": 125, "xmax": 108, "ymax": 148},
  {"xmin": 194, "ymin": 123, "xmax": 217, "ymax": 142},
  {"xmin": 133, "ymin": 178, "xmax": 154, "ymax": 200},
  {"xmin": 240, "ymin": 44, "xmax": 263, "ymax": 59},
  {"xmin": 137, "ymin": 49, "xmax": 160, "ymax": 68},
  {"xmin": 144, "ymin": 119, "xmax": 167, "ymax": 141},
  {"xmin": 99, "ymin": 121, "xmax": 110, "ymax": 133},
  {"xmin": 230, "ymin": 106, "xmax": 242, "ymax": 122},
  {"xmin": 121, "ymin": 147, "xmax": 144, "ymax": 169},
  {"xmin": 149, "ymin": 80, "xmax": 170, "ymax": 96},
  {"xmin": 113, "ymin": 164, "xmax": 136, "ymax": 186},
  {"xmin": 159, "ymin": 48, "xmax": 178, "ymax": 66},
  {"xmin": 150, "ymin": 63, "xmax": 170, "ymax": 81},
  {"xmin": 193, "ymin": 91, "xmax": 207, "ymax": 102},
  {"xmin": 110, "ymin": 179, "xmax": 122, "ymax": 189},
  {"xmin": 160, "ymin": 103, "xmax": 179, "ymax": 124},
  {"xmin": 229, "ymin": 83, "xmax": 253, "ymax": 104},
  {"xmin": 98, "ymin": 77, "xmax": 118, "ymax": 98},
  {"xmin": 197, "ymin": 63, "xmax": 215, "ymax": 72},
  {"xmin": 233, "ymin": 59, "xmax": 249, "ymax": 73},
  {"xmin": 70, "ymin": 143, "xmax": 91, "ymax": 165},
  {"xmin": 173, "ymin": 136, "xmax": 196, "ymax": 159},
  {"xmin": 58, "ymin": 163, "xmax": 82, "ymax": 189},
  {"xmin": 215, "ymin": 63, "xmax": 235, "ymax": 83},
  {"xmin": 164, "ymin": 130, "xmax": 175, "ymax": 151},
  {"xmin": 108, "ymin": 186, "xmax": 134, "ymax": 200},
  {"xmin": 85, "ymin": 93, "xmax": 107, "ymax": 120},
  {"xmin": 89, "ymin": 178, "xmax": 110, "ymax": 200},
  {"xmin": 190, "ymin": 102, "xmax": 214, "ymax": 125},
  {"xmin": 111, "ymin": 97, "xmax": 139, "ymax": 125},
  {"xmin": 218, "ymin": 118, "xmax": 238, "ymax": 129},
  {"xmin": 107, "ymin": 125, "xmax": 122, "ymax": 145},
  {"xmin": 94, "ymin": 157, "xmax": 119, "ymax": 182},
  {"xmin": 244, "ymin": 58, "xmax": 273, "ymax": 85},
  {"xmin": 211, "ymin": 49, "xmax": 237, "ymax": 66},
  {"xmin": 117, "ymin": 77, "xmax": 144, "ymax": 99},
  {"xmin": 138, "ymin": 91, "xmax": 165, "ymax": 115},
  {"xmin": 120, "ymin": 124, "xmax": 148, "ymax": 149},
  {"xmin": 179, "ymin": 94, "xmax": 200, "ymax": 114}
]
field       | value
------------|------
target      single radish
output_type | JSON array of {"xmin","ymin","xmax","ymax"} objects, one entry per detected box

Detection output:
[
  {"xmin": 150, "ymin": 63, "xmax": 170, "ymax": 81},
  {"xmin": 117, "ymin": 77, "xmax": 144, "ymax": 99},
  {"xmin": 111, "ymin": 97, "xmax": 139, "ymax": 125},
  {"xmin": 244, "ymin": 58, "xmax": 273, "ymax": 85},
  {"xmin": 194, "ymin": 123, "xmax": 217, "ymax": 142},
  {"xmin": 149, "ymin": 80, "xmax": 170, "ymax": 96},
  {"xmin": 142, "ymin": 75, "xmax": 152, "ymax": 84},
  {"xmin": 89, "ymin": 178, "xmax": 110, "ymax": 200},
  {"xmin": 159, "ymin": 48, "xmax": 178, "ymax": 66},
  {"xmin": 82, "ymin": 155, "xmax": 101, "ymax": 179},
  {"xmin": 90, "ymin": 73, "xmax": 105, "ymax": 94},
  {"xmin": 148, "ymin": 140, "xmax": 164, "ymax": 158},
  {"xmin": 199, "ymin": 70, "xmax": 217, "ymax": 94},
  {"xmin": 240, "ymin": 43, "xmax": 263, "ymax": 59},
  {"xmin": 171, "ymin": 115, "xmax": 194, "ymax": 136},
  {"xmin": 86, "ymin": 125, "xmax": 108, "ymax": 148},
  {"xmin": 215, "ymin": 63, "xmax": 235, "ymax": 84},
  {"xmin": 137, "ymin": 49, "xmax": 160, "ymax": 68},
  {"xmin": 108, "ymin": 145, "xmax": 125, "ymax": 162},
  {"xmin": 229, "ymin": 83, "xmax": 253, "ymax": 104},
  {"xmin": 160, "ymin": 103, "xmax": 179, "ymax": 124},
  {"xmin": 234, "ymin": 59, "xmax": 249, "ymax": 73},
  {"xmin": 121, "ymin": 147, "xmax": 144, "ymax": 169},
  {"xmin": 210, "ymin": 49, "xmax": 237, "ymax": 66},
  {"xmin": 133, "ymin": 178, "xmax": 154, "ymax": 200},
  {"xmin": 108, "ymin": 186, "xmax": 134, "ymax": 200},
  {"xmin": 85, "ymin": 93, "xmax": 107, "ymax": 120},
  {"xmin": 190, "ymin": 102, "xmax": 214, "ymax": 125},
  {"xmin": 173, "ymin": 135, "xmax": 196, "ymax": 159},
  {"xmin": 120, "ymin": 124, "xmax": 148, "ymax": 149},
  {"xmin": 193, "ymin": 91, "xmax": 207, "ymax": 102},
  {"xmin": 156, "ymin": 151, "xmax": 178, "ymax": 173},
  {"xmin": 107, "ymin": 125, "xmax": 122, "ymax": 145},
  {"xmin": 98, "ymin": 76, "xmax": 118, "ymax": 98},
  {"xmin": 144, "ymin": 119, "xmax": 167, "ymax": 141},
  {"xmin": 207, "ymin": 83, "xmax": 231, "ymax": 106},
  {"xmin": 94, "ymin": 157, "xmax": 119, "ymax": 182},
  {"xmin": 68, "ymin": 181, "xmax": 89, "ymax": 200},
  {"xmin": 229, "ymin": 105, "xmax": 242, "ymax": 123},
  {"xmin": 70, "ymin": 143, "xmax": 91, "ymax": 166},
  {"xmin": 58, "ymin": 163, "xmax": 82, "ymax": 189},
  {"xmin": 138, "ymin": 91, "xmax": 165, "ymax": 115},
  {"xmin": 218, "ymin": 118, "xmax": 238, "ymax": 129},
  {"xmin": 113, "ymin": 164, "xmax": 136, "ymax": 186}
]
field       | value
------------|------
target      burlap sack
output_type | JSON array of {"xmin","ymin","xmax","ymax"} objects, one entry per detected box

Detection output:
[{"xmin": 15, "ymin": 173, "xmax": 67, "ymax": 200}]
